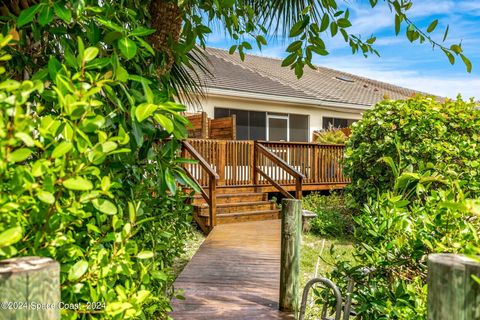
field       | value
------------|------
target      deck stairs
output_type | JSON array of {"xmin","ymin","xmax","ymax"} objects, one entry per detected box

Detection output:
[{"xmin": 191, "ymin": 186, "xmax": 280, "ymax": 233}]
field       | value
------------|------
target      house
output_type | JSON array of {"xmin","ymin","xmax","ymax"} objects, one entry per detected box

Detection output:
[
  {"xmin": 188, "ymin": 47, "xmax": 421, "ymax": 142},
  {"xmin": 182, "ymin": 48, "xmax": 425, "ymax": 231}
]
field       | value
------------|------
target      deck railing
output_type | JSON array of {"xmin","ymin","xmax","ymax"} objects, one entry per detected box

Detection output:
[
  {"xmin": 254, "ymin": 142, "xmax": 304, "ymax": 199},
  {"xmin": 259, "ymin": 141, "xmax": 350, "ymax": 185},
  {"xmin": 183, "ymin": 139, "xmax": 348, "ymax": 188}
]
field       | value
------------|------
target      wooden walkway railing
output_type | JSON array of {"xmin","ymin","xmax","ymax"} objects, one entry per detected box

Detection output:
[{"xmin": 181, "ymin": 141, "xmax": 219, "ymax": 226}]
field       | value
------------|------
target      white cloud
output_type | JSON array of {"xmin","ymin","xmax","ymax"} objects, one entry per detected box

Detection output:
[{"xmin": 314, "ymin": 55, "xmax": 479, "ymax": 99}]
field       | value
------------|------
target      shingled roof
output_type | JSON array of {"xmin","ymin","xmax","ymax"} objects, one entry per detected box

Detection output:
[{"xmin": 201, "ymin": 47, "xmax": 426, "ymax": 109}]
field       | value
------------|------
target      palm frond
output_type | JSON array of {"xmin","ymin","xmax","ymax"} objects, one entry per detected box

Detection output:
[
  {"xmin": 244, "ymin": 0, "xmax": 321, "ymax": 37},
  {"xmin": 163, "ymin": 45, "xmax": 211, "ymax": 111}
]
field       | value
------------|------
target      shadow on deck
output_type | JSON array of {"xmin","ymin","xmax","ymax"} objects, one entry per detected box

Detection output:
[{"xmin": 170, "ymin": 220, "xmax": 294, "ymax": 319}]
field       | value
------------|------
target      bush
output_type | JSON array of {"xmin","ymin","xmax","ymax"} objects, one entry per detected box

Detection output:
[
  {"xmin": 302, "ymin": 193, "xmax": 353, "ymax": 237},
  {"xmin": 314, "ymin": 127, "xmax": 348, "ymax": 144},
  {"xmin": 344, "ymin": 96, "xmax": 480, "ymax": 206},
  {"xmin": 329, "ymin": 174, "xmax": 480, "ymax": 319},
  {"xmin": 324, "ymin": 96, "xmax": 480, "ymax": 319},
  {"xmin": 0, "ymin": 29, "xmax": 194, "ymax": 320}
]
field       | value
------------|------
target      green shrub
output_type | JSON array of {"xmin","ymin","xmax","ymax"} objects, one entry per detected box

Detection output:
[
  {"xmin": 344, "ymin": 96, "xmax": 480, "ymax": 206},
  {"xmin": 314, "ymin": 127, "xmax": 348, "ymax": 144},
  {"xmin": 325, "ymin": 96, "xmax": 480, "ymax": 319},
  {"xmin": 329, "ymin": 173, "xmax": 480, "ymax": 319},
  {"xmin": 302, "ymin": 193, "xmax": 353, "ymax": 237},
  {"xmin": 0, "ymin": 30, "xmax": 194, "ymax": 320}
]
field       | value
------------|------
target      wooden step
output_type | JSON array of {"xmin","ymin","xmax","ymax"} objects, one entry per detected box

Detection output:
[
  {"xmin": 215, "ymin": 210, "xmax": 280, "ymax": 224},
  {"xmin": 192, "ymin": 192, "xmax": 266, "ymax": 205},
  {"xmin": 186, "ymin": 186, "xmax": 257, "ymax": 195},
  {"xmin": 197, "ymin": 201, "xmax": 277, "ymax": 215}
]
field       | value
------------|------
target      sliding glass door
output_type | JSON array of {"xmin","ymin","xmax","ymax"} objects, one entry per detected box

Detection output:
[{"xmin": 267, "ymin": 114, "xmax": 288, "ymax": 141}]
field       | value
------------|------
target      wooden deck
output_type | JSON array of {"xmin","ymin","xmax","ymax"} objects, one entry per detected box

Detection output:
[{"xmin": 170, "ymin": 220, "xmax": 294, "ymax": 319}]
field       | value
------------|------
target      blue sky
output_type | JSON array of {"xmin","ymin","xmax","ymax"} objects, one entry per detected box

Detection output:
[{"xmin": 206, "ymin": 0, "xmax": 480, "ymax": 100}]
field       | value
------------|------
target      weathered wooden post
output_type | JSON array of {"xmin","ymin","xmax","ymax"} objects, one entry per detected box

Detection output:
[
  {"xmin": 280, "ymin": 198, "xmax": 302, "ymax": 316},
  {"xmin": 427, "ymin": 254, "xmax": 480, "ymax": 320},
  {"xmin": 0, "ymin": 256, "xmax": 60, "ymax": 320}
]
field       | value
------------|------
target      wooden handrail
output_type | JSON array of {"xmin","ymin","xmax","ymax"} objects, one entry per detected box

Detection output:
[
  {"xmin": 254, "ymin": 142, "xmax": 304, "ymax": 199},
  {"xmin": 182, "ymin": 140, "xmax": 219, "ymax": 228},
  {"xmin": 182, "ymin": 141, "xmax": 220, "ymax": 180},
  {"xmin": 256, "ymin": 168, "xmax": 294, "ymax": 199},
  {"xmin": 255, "ymin": 143, "xmax": 305, "ymax": 180}
]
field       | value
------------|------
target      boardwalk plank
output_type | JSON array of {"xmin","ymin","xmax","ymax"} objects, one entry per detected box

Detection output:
[{"xmin": 170, "ymin": 220, "xmax": 294, "ymax": 319}]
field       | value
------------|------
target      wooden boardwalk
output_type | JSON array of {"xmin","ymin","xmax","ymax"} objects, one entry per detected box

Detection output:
[{"xmin": 170, "ymin": 220, "xmax": 294, "ymax": 319}]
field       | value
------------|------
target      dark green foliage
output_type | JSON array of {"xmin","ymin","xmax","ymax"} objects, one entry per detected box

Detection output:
[
  {"xmin": 326, "ymin": 96, "xmax": 480, "ymax": 319},
  {"xmin": 302, "ymin": 193, "xmax": 353, "ymax": 237},
  {"xmin": 344, "ymin": 96, "xmax": 480, "ymax": 206},
  {"xmin": 0, "ymin": 1, "xmax": 203, "ymax": 317}
]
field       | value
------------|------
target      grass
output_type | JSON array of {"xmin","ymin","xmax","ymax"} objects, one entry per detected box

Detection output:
[
  {"xmin": 171, "ymin": 227, "xmax": 205, "ymax": 278},
  {"xmin": 300, "ymin": 232, "xmax": 355, "ymax": 319}
]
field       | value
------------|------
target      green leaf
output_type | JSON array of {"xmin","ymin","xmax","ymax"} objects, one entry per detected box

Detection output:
[
  {"xmin": 8, "ymin": 148, "xmax": 32, "ymax": 162},
  {"xmin": 63, "ymin": 177, "xmax": 93, "ymax": 191},
  {"xmin": 427, "ymin": 19, "xmax": 438, "ymax": 33},
  {"xmin": 286, "ymin": 40, "xmax": 302, "ymax": 52},
  {"xmin": 52, "ymin": 141, "xmax": 73, "ymax": 158},
  {"xmin": 97, "ymin": 18, "xmax": 123, "ymax": 32},
  {"xmin": 17, "ymin": 4, "xmax": 41, "ymax": 27},
  {"xmin": 443, "ymin": 49, "xmax": 455, "ymax": 65},
  {"xmin": 47, "ymin": 56, "xmax": 62, "ymax": 81},
  {"xmin": 116, "ymin": 65, "xmax": 129, "ymax": 82},
  {"xmin": 54, "ymin": 3, "xmax": 72, "ymax": 23},
  {"xmin": 460, "ymin": 54, "xmax": 472, "ymax": 73},
  {"xmin": 0, "ymin": 227, "xmax": 23, "ymax": 247},
  {"xmin": 154, "ymin": 113, "xmax": 174, "ymax": 133},
  {"xmin": 135, "ymin": 103, "xmax": 158, "ymax": 122},
  {"xmin": 337, "ymin": 18, "xmax": 351, "ymax": 28},
  {"xmin": 290, "ymin": 19, "xmax": 306, "ymax": 37},
  {"xmin": 37, "ymin": 191, "xmax": 55, "ymax": 204},
  {"xmin": 229, "ymin": 45, "xmax": 237, "ymax": 54},
  {"xmin": 320, "ymin": 14, "xmax": 330, "ymax": 32},
  {"xmin": 395, "ymin": 15, "xmax": 401, "ymax": 35},
  {"xmin": 118, "ymin": 38, "xmax": 137, "ymax": 60},
  {"xmin": 450, "ymin": 44, "xmax": 462, "ymax": 54},
  {"xmin": 130, "ymin": 27, "xmax": 156, "ymax": 37},
  {"xmin": 83, "ymin": 47, "xmax": 99, "ymax": 62},
  {"xmin": 165, "ymin": 168, "xmax": 177, "ymax": 194},
  {"xmin": 443, "ymin": 25, "xmax": 449, "ymax": 42},
  {"xmin": 92, "ymin": 199, "xmax": 117, "ymax": 215},
  {"xmin": 330, "ymin": 22, "xmax": 338, "ymax": 36},
  {"xmin": 137, "ymin": 251, "xmax": 154, "ymax": 259},
  {"xmin": 38, "ymin": 5, "xmax": 54, "ymax": 27},
  {"xmin": 281, "ymin": 53, "xmax": 297, "ymax": 67},
  {"xmin": 68, "ymin": 260, "xmax": 88, "ymax": 281}
]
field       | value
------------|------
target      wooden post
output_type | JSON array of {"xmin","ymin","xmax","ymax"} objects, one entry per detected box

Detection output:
[
  {"xmin": 215, "ymin": 140, "xmax": 226, "ymax": 185},
  {"xmin": 209, "ymin": 175, "xmax": 217, "ymax": 227},
  {"xmin": 0, "ymin": 256, "xmax": 60, "ymax": 319},
  {"xmin": 280, "ymin": 199, "xmax": 302, "ymax": 315},
  {"xmin": 427, "ymin": 254, "xmax": 480, "ymax": 320}
]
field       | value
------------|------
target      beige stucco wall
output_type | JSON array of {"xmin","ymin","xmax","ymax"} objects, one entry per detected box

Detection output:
[{"xmin": 187, "ymin": 94, "xmax": 366, "ymax": 141}]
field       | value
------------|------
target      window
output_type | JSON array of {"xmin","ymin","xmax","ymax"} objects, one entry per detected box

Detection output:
[
  {"xmin": 214, "ymin": 108, "xmax": 266, "ymax": 140},
  {"xmin": 214, "ymin": 107, "xmax": 308, "ymax": 141},
  {"xmin": 323, "ymin": 117, "xmax": 356, "ymax": 129},
  {"xmin": 289, "ymin": 114, "xmax": 309, "ymax": 142}
]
